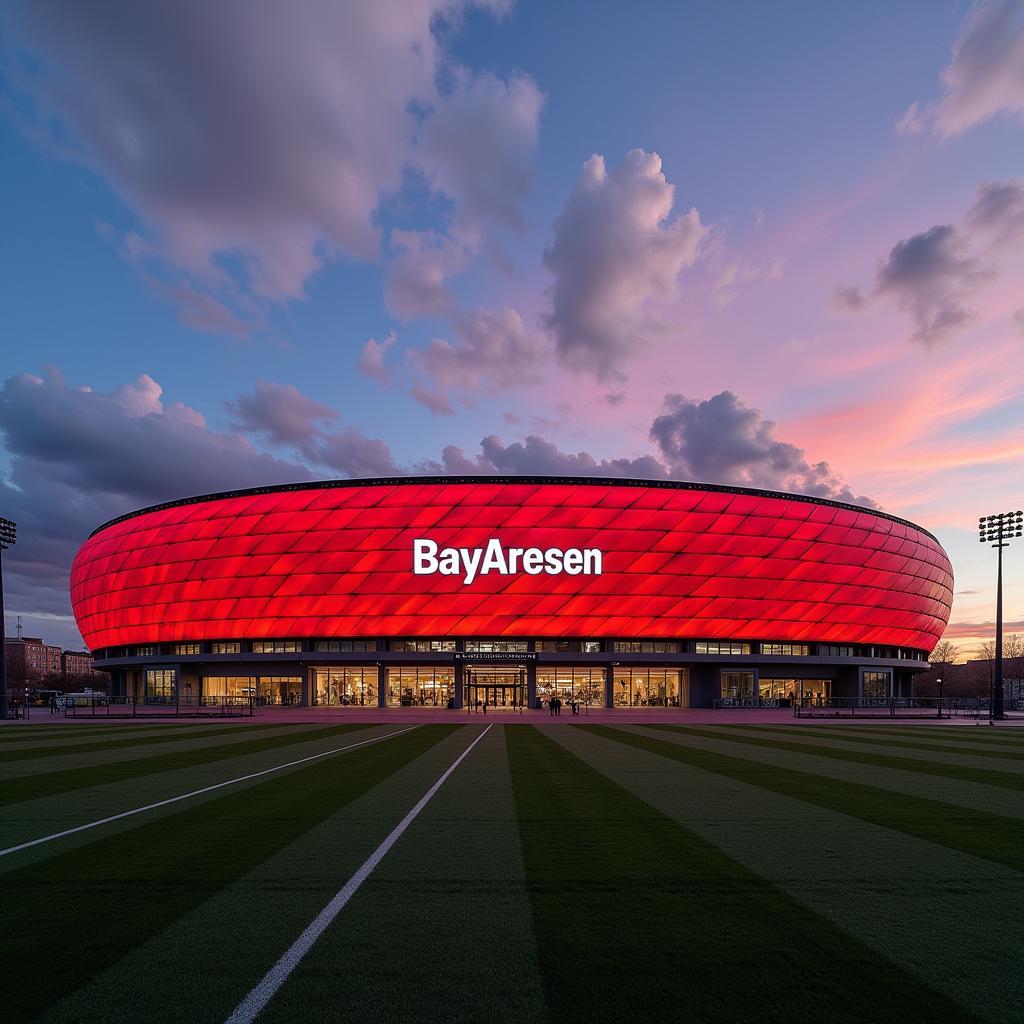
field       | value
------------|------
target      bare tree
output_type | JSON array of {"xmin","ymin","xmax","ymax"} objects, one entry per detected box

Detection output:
[{"xmin": 931, "ymin": 639, "xmax": 958, "ymax": 665}]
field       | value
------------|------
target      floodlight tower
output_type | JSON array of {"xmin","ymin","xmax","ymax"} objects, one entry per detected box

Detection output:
[
  {"xmin": 979, "ymin": 510, "xmax": 1023, "ymax": 721},
  {"xmin": 0, "ymin": 517, "xmax": 16, "ymax": 721}
]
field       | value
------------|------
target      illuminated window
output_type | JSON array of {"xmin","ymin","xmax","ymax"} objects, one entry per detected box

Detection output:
[
  {"xmin": 388, "ymin": 639, "xmax": 455, "ymax": 652},
  {"xmin": 761, "ymin": 643, "xmax": 809, "ymax": 657},
  {"xmin": 252, "ymin": 640, "xmax": 303, "ymax": 653},
  {"xmin": 315, "ymin": 640, "xmax": 378, "ymax": 652},
  {"xmin": 614, "ymin": 667, "xmax": 686, "ymax": 707},
  {"xmin": 386, "ymin": 666, "xmax": 454, "ymax": 707},
  {"xmin": 720, "ymin": 671, "xmax": 757, "ymax": 703},
  {"xmin": 464, "ymin": 640, "xmax": 528, "ymax": 653},
  {"xmin": 613, "ymin": 641, "xmax": 683, "ymax": 653},
  {"xmin": 135, "ymin": 645, "xmax": 158, "ymax": 657},
  {"xmin": 862, "ymin": 671, "xmax": 891, "ymax": 700},
  {"xmin": 758, "ymin": 678, "xmax": 830, "ymax": 704},
  {"xmin": 314, "ymin": 666, "xmax": 378, "ymax": 706},
  {"xmin": 537, "ymin": 666, "xmax": 605, "ymax": 706},
  {"xmin": 697, "ymin": 641, "xmax": 751, "ymax": 655},
  {"xmin": 258, "ymin": 677, "xmax": 303, "ymax": 706},
  {"xmin": 173, "ymin": 643, "xmax": 200, "ymax": 656},
  {"xmin": 211, "ymin": 641, "xmax": 241, "ymax": 654},
  {"xmin": 144, "ymin": 669, "xmax": 175, "ymax": 702},
  {"xmin": 203, "ymin": 676, "xmax": 256, "ymax": 700}
]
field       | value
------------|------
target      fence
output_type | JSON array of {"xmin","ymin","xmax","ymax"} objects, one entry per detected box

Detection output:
[
  {"xmin": 794, "ymin": 696, "xmax": 1023, "ymax": 719},
  {"xmin": 62, "ymin": 694, "xmax": 255, "ymax": 718}
]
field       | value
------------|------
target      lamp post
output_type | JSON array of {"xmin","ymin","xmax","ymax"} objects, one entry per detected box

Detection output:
[
  {"xmin": 0, "ymin": 517, "xmax": 16, "ymax": 721},
  {"xmin": 936, "ymin": 675, "xmax": 943, "ymax": 718},
  {"xmin": 978, "ymin": 511, "xmax": 1023, "ymax": 721}
]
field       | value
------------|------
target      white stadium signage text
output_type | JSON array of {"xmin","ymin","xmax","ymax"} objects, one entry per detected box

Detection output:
[{"xmin": 413, "ymin": 538, "xmax": 603, "ymax": 586}]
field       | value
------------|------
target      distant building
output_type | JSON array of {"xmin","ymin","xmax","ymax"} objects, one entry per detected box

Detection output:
[
  {"xmin": 61, "ymin": 649, "xmax": 102, "ymax": 682},
  {"xmin": 5, "ymin": 636, "xmax": 63, "ymax": 685}
]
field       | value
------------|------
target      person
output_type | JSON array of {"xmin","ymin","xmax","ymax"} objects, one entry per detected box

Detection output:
[
  {"xmin": 49, "ymin": 693, "xmax": 58, "ymax": 715},
  {"xmin": 572, "ymin": 699, "xmax": 579, "ymax": 716},
  {"xmin": 548, "ymin": 696, "xmax": 556, "ymax": 716},
  {"xmin": 554, "ymin": 696, "xmax": 562, "ymax": 716}
]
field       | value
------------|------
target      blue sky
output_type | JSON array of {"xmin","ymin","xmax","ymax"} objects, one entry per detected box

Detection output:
[{"xmin": 1, "ymin": 0, "xmax": 1022, "ymax": 650}]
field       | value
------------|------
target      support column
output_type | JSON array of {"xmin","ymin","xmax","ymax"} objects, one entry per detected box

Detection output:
[
  {"xmin": 302, "ymin": 667, "xmax": 311, "ymax": 707},
  {"xmin": 377, "ymin": 663, "xmax": 387, "ymax": 709},
  {"xmin": 526, "ymin": 662, "xmax": 537, "ymax": 709},
  {"xmin": 604, "ymin": 664, "xmax": 614, "ymax": 709},
  {"xmin": 453, "ymin": 661, "xmax": 464, "ymax": 710}
]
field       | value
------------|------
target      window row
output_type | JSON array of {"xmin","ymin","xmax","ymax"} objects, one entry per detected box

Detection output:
[{"xmin": 111, "ymin": 639, "xmax": 927, "ymax": 660}]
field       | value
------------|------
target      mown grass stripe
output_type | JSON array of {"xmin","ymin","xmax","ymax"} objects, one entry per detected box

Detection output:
[
  {"xmin": 813, "ymin": 725, "xmax": 1024, "ymax": 745},
  {"xmin": 0, "ymin": 723, "xmax": 376, "ymax": 807},
  {"xmin": 653, "ymin": 725, "xmax": 1024, "ymax": 791},
  {"xmin": 0, "ymin": 722, "xmax": 294, "ymax": 763},
  {"xmin": 723, "ymin": 724, "xmax": 1024, "ymax": 762},
  {"xmin": 507, "ymin": 725, "xmax": 981, "ymax": 1024},
  {"xmin": 0, "ymin": 724, "xmax": 458, "ymax": 1023},
  {"xmin": 584, "ymin": 725, "xmax": 1024, "ymax": 873}
]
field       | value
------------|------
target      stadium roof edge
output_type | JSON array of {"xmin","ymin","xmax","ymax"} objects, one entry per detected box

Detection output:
[{"xmin": 87, "ymin": 475, "xmax": 941, "ymax": 544}]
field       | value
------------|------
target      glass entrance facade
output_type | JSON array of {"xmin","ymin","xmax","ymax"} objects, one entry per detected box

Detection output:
[
  {"xmin": 465, "ymin": 667, "xmax": 525, "ymax": 710},
  {"xmin": 537, "ymin": 666, "xmax": 604, "ymax": 706},
  {"xmin": 758, "ymin": 678, "xmax": 831, "ymax": 705},
  {"xmin": 613, "ymin": 667, "xmax": 686, "ymax": 707},
  {"xmin": 386, "ymin": 666, "xmax": 455, "ymax": 707},
  {"xmin": 313, "ymin": 666, "xmax": 377, "ymax": 706}
]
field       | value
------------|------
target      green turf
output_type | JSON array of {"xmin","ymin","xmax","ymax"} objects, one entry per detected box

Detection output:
[
  {"xmin": 583, "ymin": 726, "xmax": 1024, "ymax": 871},
  {"xmin": 4, "ymin": 721, "xmax": 1021, "ymax": 1023},
  {"xmin": 650, "ymin": 725, "xmax": 1024, "ymax": 790},
  {"xmin": 720, "ymin": 725, "xmax": 1024, "ymax": 761},
  {"xmin": 0, "ymin": 725, "xmax": 457, "ymax": 1021},
  {"xmin": 0, "ymin": 722, "xmax": 377, "ymax": 805},
  {"xmin": 0, "ymin": 721, "xmax": 290, "ymax": 763},
  {"xmin": 506, "ymin": 725, "xmax": 980, "ymax": 1023}
]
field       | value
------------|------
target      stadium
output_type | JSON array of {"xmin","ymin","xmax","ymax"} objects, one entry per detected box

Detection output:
[{"xmin": 70, "ymin": 476, "xmax": 954, "ymax": 710}]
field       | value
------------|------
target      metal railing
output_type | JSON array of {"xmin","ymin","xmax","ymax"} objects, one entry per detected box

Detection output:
[
  {"xmin": 63, "ymin": 694, "xmax": 255, "ymax": 718},
  {"xmin": 794, "ymin": 696, "xmax": 1023, "ymax": 718}
]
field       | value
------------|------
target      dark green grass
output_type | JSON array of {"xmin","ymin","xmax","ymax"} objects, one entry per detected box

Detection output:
[
  {"xmin": 507, "ymin": 726, "xmax": 980, "ymax": 1024},
  {"xmin": 0, "ymin": 722, "xmax": 377, "ymax": 806},
  {"xmin": 722, "ymin": 725, "xmax": 1024, "ymax": 762},
  {"xmin": 809, "ymin": 726, "xmax": 1024, "ymax": 745},
  {"xmin": 585, "ymin": 726, "xmax": 1024, "ymax": 872},
  {"xmin": 650, "ymin": 725, "xmax": 1024, "ymax": 791},
  {"xmin": 0, "ymin": 721, "xmax": 290, "ymax": 763},
  {"xmin": 0, "ymin": 725, "xmax": 457, "ymax": 1023}
]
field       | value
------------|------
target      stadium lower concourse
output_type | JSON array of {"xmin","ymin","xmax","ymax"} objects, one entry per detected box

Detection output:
[{"xmin": 70, "ymin": 477, "xmax": 954, "ymax": 710}]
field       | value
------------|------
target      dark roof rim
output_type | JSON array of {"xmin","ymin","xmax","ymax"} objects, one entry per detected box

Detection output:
[{"xmin": 87, "ymin": 475, "xmax": 941, "ymax": 544}]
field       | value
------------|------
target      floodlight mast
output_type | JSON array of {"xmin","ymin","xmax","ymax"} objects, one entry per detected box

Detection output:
[
  {"xmin": 0, "ymin": 517, "xmax": 16, "ymax": 721},
  {"xmin": 979, "ymin": 511, "xmax": 1023, "ymax": 721}
]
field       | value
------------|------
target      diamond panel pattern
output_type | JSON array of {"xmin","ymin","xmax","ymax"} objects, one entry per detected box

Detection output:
[{"xmin": 70, "ymin": 480, "xmax": 953, "ymax": 650}]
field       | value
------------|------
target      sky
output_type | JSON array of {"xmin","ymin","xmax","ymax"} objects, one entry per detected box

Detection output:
[{"xmin": 0, "ymin": 0, "xmax": 1022, "ymax": 657}]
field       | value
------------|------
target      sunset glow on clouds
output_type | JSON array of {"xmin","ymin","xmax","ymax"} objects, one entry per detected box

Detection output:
[{"xmin": 0, "ymin": 1, "xmax": 1022, "ymax": 655}]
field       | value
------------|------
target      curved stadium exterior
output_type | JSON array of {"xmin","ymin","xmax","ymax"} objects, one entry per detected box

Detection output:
[{"xmin": 71, "ymin": 477, "xmax": 954, "ymax": 710}]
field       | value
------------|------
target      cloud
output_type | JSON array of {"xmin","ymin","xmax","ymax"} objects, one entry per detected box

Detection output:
[
  {"xmin": 966, "ymin": 178, "xmax": 1024, "ymax": 247},
  {"xmin": 543, "ymin": 149, "xmax": 705, "ymax": 379},
  {"xmin": 418, "ymin": 435, "xmax": 668, "ymax": 478},
  {"xmin": 407, "ymin": 306, "xmax": 547, "ymax": 414},
  {"xmin": 649, "ymin": 391, "xmax": 877, "ymax": 506},
  {"xmin": 309, "ymin": 429, "xmax": 402, "ymax": 477},
  {"xmin": 415, "ymin": 69, "xmax": 544, "ymax": 243},
  {"xmin": 227, "ymin": 380, "xmax": 338, "ymax": 447},
  {"xmin": 895, "ymin": 101, "xmax": 924, "ymax": 136},
  {"xmin": 835, "ymin": 223, "xmax": 989, "ymax": 344},
  {"xmin": 933, "ymin": 0, "xmax": 1024, "ymax": 138},
  {"xmin": 357, "ymin": 331, "xmax": 397, "ymax": 386},
  {"xmin": 384, "ymin": 230, "xmax": 464, "ymax": 321},
  {"xmin": 0, "ymin": 370, "xmax": 313, "ymax": 638},
  {"xmin": 4, "ymin": 1, "xmax": 537, "ymax": 325}
]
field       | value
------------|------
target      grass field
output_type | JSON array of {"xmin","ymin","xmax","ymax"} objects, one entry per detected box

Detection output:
[{"xmin": 2, "ymin": 721, "xmax": 1022, "ymax": 1023}]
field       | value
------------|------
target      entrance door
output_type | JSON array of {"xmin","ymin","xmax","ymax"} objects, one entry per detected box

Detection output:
[{"xmin": 465, "ymin": 666, "xmax": 526, "ymax": 711}]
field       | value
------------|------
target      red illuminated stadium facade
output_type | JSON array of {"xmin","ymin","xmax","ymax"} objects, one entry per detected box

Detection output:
[{"xmin": 71, "ymin": 477, "xmax": 953, "ymax": 710}]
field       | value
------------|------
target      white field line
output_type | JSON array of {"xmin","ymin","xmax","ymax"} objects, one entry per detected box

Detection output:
[
  {"xmin": 225, "ymin": 723, "xmax": 494, "ymax": 1024},
  {"xmin": 0, "ymin": 727, "xmax": 419, "ymax": 859}
]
